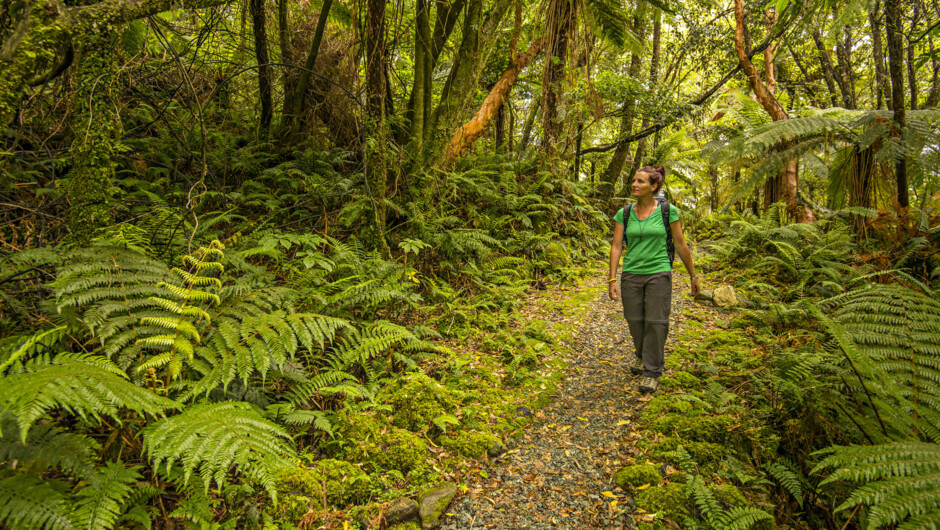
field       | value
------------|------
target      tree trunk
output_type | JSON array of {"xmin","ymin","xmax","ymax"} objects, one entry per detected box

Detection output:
[
  {"xmin": 427, "ymin": 0, "xmax": 512, "ymax": 162},
  {"xmin": 599, "ymin": 10, "xmax": 646, "ymax": 198},
  {"xmin": 409, "ymin": 0, "xmax": 432, "ymax": 144},
  {"xmin": 709, "ymin": 165, "xmax": 720, "ymax": 211},
  {"xmin": 621, "ymin": 13, "xmax": 661, "ymax": 196},
  {"xmin": 277, "ymin": 0, "xmax": 291, "ymax": 119},
  {"xmin": 366, "ymin": 0, "xmax": 389, "ymax": 254},
  {"xmin": 518, "ymin": 99, "xmax": 539, "ymax": 153},
  {"xmin": 249, "ymin": 0, "xmax": 272, "ymax": 134},
  {"xmin": 764, "ymin": 9, "xmax": 777, "ymax": 94},
  {"xmin": 279, "ymin": 0, "xmax": 333, "ymax": 142},
  {"xmin": 443, "ymin": 37, "xmax": 545, "ymax": 164},
  {"xmin": 834, "ymin": 16, "xmax": 857, "ymax": 108},
  {"xmin": 541, "ymin": 0, "xmax": 576, "ymax": 155},
  {"xmin": 907, "ymin": 4, "xmax": 921, "ymax": 110},
  {"xmin": 871, "ymin": 4, "xmax": 889, "ymax": 109},
  {"xmin": 885, "ymin": 0, "xmax": 908, "ymax": 209},
  {"xmin": 735, "ymin": 0, "xmax": 814, "ymax": 222},
  {"xmin": 813, "ymin": 31, "xmax": 849, "ymax": 107},
  {"xmin": 927, "ymin": 35, "xmax": 940, "ymax": 106}
]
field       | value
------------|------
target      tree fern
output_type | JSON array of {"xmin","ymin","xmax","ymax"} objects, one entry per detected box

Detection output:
[
  {"xmin": 141, "ymin": 401, "xmax": 296, "ymax": 499},
  {"xmin": 0, "ymin": 359, "xmax": 179, "ymax": 440},
  {"xmin": 814, "ymin": 284, "xmax": 940, "ymax": 441}
]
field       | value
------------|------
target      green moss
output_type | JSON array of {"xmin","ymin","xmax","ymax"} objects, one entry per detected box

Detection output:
[
  {"xmin": 649, "ymin": 414, "xmax": 735, "ymax": 444},
  {"xmin": 649, "ymin": 437, "xmax": 726, "ymax": 465},
  {"xmin": 268, "ymin": 459, "xmax": 371, "ymax": 522},
  {"xmin": 543, "ymin": 242, "xmax": 571, "ymax": 269},
  {"xmin": 659, "ymin": 371, "xmax": 701, "ymax": 391},
  {"xmin": 378, "ymin": 372, "xmax": 459, "ymax": 431},
  {"xmin": 636, "ymin": 482, "xmax": 690, "ymax": 520},
  {"xmin": 348, "ymin": 425, "xmax": 429, "ymax": 476},
  {"xmin": 638, "ymin": 394, "xmax": 694, "ymax": 424},
  {"xmin": 389, "ymin": 523, "xmax": 422, "ymax": 530},
  {"xmin": 614, "ymin": 464, "xmax": 661, "ymax": 488},
  {"xmin": 712, "ymin": 483, "xmax": 748, "ymax": 508},
  {"xmin": 438, "ymin": 430, "xmax": 500, "ymax": 459}
]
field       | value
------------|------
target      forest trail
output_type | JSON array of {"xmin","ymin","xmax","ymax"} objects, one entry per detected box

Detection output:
[{"xmin": 440, "ymin": 273, "xmax": 700, "ymax": 529}]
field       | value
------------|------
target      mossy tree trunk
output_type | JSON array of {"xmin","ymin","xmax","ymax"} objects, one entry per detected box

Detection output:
[
  {"xmin": 249, "ymin": 0, "xmax": 272, "ymax": 135},
  {"xmin": 541, "ymin": 0, "xmax": 576, "ymax": 157},
  {"xmin": 425, "ymin": 0, "xmax": 512, "ymax": 165},
  {"xmin": 366, "ymin": 0, "xmax": 390, "ymax": 256},
  {"xmin": 278, "ymin": 0, "xmax": 333, "ymax": 143},
  {"xmin": 734, "ymin": 0, "xmax": 814, "ymax": 223},
  {"xmin": 885, "ymin": 0, "xmax": 908, "ymax": 209}
]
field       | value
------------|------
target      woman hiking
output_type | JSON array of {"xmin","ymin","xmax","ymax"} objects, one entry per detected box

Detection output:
[{"xmin": 607, "ymin": 166, "xmax": 700, "ymax": 393}]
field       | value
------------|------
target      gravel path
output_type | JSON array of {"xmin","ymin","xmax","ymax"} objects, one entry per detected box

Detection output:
[{"xmin": 440, "ymin": 274, "xmax": 691, "ymax": 529}]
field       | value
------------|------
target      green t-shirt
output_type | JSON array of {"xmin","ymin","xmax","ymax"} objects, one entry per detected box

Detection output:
[{"xmin": 613, "ymin": 203, "xmax": 680, "ymax": 274}]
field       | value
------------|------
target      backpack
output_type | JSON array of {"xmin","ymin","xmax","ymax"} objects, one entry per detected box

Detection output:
[{"xmin": 623, "ymin": 196, "xmax": 675, "ymax": 265}]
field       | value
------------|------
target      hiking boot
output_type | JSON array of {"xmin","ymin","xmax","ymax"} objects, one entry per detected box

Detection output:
[
  {"xmin": 639, "ymin": 376, "xmax": 659, "ymax": 393},
  {"xmin": 629, "ymin": 356, "xmax": 644, "ymax": 375}
]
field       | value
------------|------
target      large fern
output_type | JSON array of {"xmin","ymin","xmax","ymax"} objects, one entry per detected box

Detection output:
[
  {"xmin": 0, "ymin": 358, "xmax": 179, "ymax": 440},
  {"xmin": 141, "ymin": 401, "xmax": 296, "ymax": 499},
  {"xmin": 814, "ymin": 441, "xmax": 940, "ymax": 529},
  {"xmin": 814, "ymin": 283, "xmax": 940, "ymax": 442}
]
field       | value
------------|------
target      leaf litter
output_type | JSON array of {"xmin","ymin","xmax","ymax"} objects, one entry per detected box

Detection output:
[{"xmin": 439, "ymin": 273, "xmax": 699, "ymax": 529}]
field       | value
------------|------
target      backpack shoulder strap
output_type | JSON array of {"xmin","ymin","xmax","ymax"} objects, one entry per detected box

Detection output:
[
  {"xmin": 658, "ymin": 197, "xmax": 670, "ymax": 225},
  {"xmin": 658, "ymin": 197, "xmax": 676, "ymax": 264},
  {"xmin": 622, "ymin": 204, "xmax": 633, "ymax": 242}
]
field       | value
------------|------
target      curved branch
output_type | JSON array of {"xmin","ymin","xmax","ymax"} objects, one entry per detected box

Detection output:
[{"xmin": 27, "ymin": 42, "xmax": 74, "ymax": 86}]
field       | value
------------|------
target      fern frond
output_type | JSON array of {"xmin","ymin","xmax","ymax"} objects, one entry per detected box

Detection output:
[
  {"xmin": 70, "ymin": 461, "xmax": 141, "ymax": 530},
  {"xmin": 0, "ymin": 473, "xmax": 73, "ymax": 530},
  {"xmin": 0, "ymin": 416, "xmax": 98, "ymax": 479},
  {"xmin": 0, "ymin": 360, "xmax": 179, "ymax": 440},
  {"xmin": 141, "ymin": 401, "xmax": 296, "ymax": 499},
  {"xmin": 815, "ymin": 441, "xmax": 940, "ymax": 528}
]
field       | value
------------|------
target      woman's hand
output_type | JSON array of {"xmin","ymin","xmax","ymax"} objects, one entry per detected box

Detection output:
[
  {"xmin": 608, "ymin": 280, "xmax": 619, "ymax": 301},
  {"xmin": 690, "ymin": 277, "xmax": 701, "ymax": 297}
]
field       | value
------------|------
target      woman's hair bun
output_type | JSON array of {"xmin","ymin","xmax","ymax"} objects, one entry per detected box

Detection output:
[{"xmin": 654, "ymin": 165, "xmax": 666, "ymax": 176}]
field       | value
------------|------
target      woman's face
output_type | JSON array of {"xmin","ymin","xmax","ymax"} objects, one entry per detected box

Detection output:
[{"xmin": 631, "ymin": 172, "xmax": 654, "ymax": 197}]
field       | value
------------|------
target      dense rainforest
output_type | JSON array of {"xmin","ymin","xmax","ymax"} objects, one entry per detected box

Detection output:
[{"xmin": 1, "ymin": 0, "xmax": 939, "ymax": 527}]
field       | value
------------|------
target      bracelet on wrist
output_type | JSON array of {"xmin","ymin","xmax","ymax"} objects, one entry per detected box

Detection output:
[
  {"xmin": 690, "ymin": 275, "xmax": 699, "ymax": 281},
  {"xmin": 607, "ymin": 278, "xmax": 617, "ymax": 284}
]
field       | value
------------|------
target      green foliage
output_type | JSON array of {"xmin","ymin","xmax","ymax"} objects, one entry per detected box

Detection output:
[
  {"xmin": 0, "ymin": 358, "xmax": 178, "ymax": 441},
  {"xmin": 682, "ymin": 475, "xmax": 773, "ymax": 530},
  {"xmin": 142, "ymin": 401, "xmax": 295, "ymax": 499},
  {"xmin": 815, "ymin": 442, "xmax": 940, "ymax": 528}
]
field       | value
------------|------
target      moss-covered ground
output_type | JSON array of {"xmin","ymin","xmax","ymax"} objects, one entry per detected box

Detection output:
[{"xmin": 268, "ymin": 266, "xmax": 599, "ymax": 528}]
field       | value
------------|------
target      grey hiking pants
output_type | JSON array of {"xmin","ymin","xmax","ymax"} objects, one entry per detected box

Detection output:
[{"xmin": 621, "ymin": 271, "xmax": 672, "ymax": 378}]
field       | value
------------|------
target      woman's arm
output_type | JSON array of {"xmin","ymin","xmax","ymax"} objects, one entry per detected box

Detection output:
[
  {"xmin": 608, "ymin": 222, "xmax": 624, "ymax": 300},
  {"xmin": 670, "ymin": 219, "xmax": 700, "ymax": 297}
]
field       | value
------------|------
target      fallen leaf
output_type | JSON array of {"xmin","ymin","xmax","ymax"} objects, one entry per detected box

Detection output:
[
  {"xmin": 601, "ymin": 491, "xmax": 617, "ymax": 498},
  {"xmin": 636, "ymin": 483, "xmax": 651, "ymax": 490},
  {"xmin": 577, "ymin": 416, "xmax": 589, "ymax": 422},
  {"xmin": 616, "ymin": 420, "xmax": 631, "ymax": 426}
]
